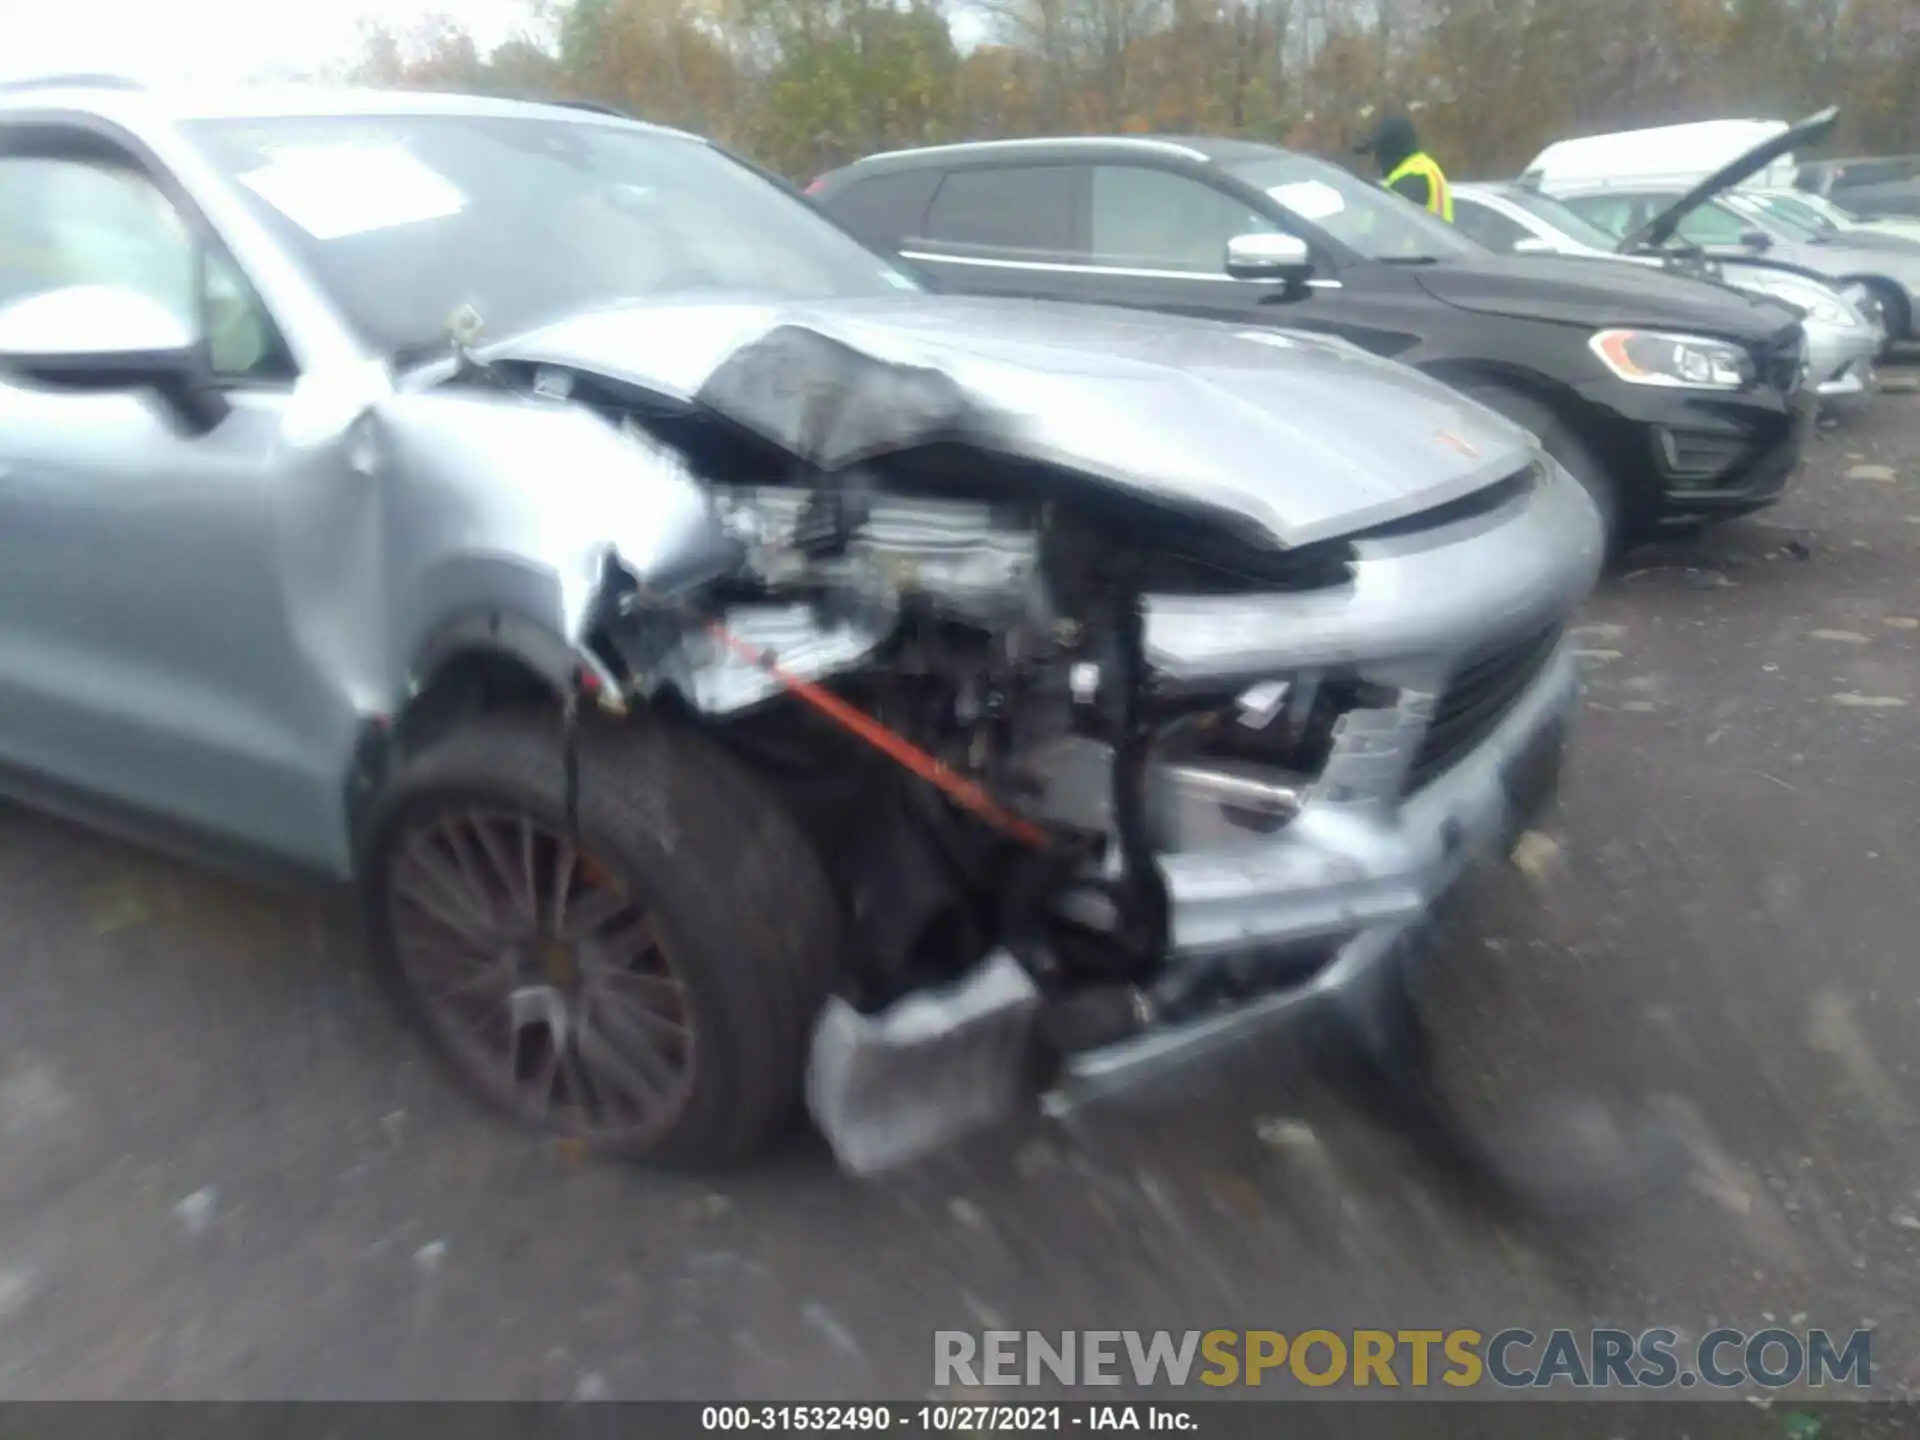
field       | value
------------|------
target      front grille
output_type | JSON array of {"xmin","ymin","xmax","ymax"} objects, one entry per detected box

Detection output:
[{"xmin": 1401, "ymin": 624, "xmax": 1563, "ymax": 794}]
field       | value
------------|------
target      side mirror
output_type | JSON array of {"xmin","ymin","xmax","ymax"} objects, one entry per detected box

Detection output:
[
  {"xmin": 0, "ymin": 284, "xmax": 228, "ymax": 434},
  {"xmin": 1511, "ymin": 236, "xmax": 1558, "ymax": 255},
  {"xmin": 1740, "ymin": 229, "xmax": 1774, "ymax": 251},
  {"xmin": 1225, "ymin": 232, "xmax": 1313, "ymax": 283}
]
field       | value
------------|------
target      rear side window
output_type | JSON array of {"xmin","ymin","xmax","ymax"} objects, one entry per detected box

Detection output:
[
  {"xmin": 917, "ymin": 166, "xmax": 1076, "ymax": 255},
  {"xmin": 822, "ymin": 169, "xmax": 940, "ymax": 251}
]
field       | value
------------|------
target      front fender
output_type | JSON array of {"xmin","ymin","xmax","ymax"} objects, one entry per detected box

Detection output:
[
  {"xmin": 407, "ymin": 601, "xmax": 621, "ymax": 703},
  {"xmin": 365, "ymin": 386, "xmax": 744, "ymax": 700}
]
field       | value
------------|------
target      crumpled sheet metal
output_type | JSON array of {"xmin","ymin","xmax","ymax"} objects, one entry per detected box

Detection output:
[{"xmin": 693, "ymin": 322, "xmax": 998, "ymax": 475}]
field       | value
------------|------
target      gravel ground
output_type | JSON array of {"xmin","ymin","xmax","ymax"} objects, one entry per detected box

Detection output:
[{"xmin": 0, "ymin": 370, "xmax": 1918, "ymax": 1404}]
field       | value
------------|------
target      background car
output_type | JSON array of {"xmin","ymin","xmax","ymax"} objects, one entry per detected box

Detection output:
[
  {"xmin": 1452, "ymin": 180, "xmax": 1882, "ymax": 411},
  {"xmin": 1524, "ymin": 108, "xmax": 1920, "ymax": 346},
  {"xmin": 1741, "ymin": 186, "xmax": 1920, "ymax": 248},
  {"xmin": 1798, "ymin": 155, "xmax": 1920, "ymax": 219},
  {"xmin": 1550, "ymin": 182, "xmax": 1920, "ymax": 349},
  {"xmin": 812, "ymin": 134, "xmax": 1814, "ymax": 552},
  {"xmin": 1526, "ymin": 117, "xmax": 1807, "ymax": 193}
]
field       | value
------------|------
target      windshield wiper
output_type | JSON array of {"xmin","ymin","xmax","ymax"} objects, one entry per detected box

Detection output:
[{"xmin": 1380, "ymin": 254, "xmax": 1443, "ymax": 265}]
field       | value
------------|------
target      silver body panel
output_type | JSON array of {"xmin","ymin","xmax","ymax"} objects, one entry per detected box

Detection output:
[
  {"xmin": 0, "ymin": 358, "xmax": 727, "ymax": 875},
  {"xmin": 493, "ymin": 296, "xmax": 1531, "ymax": 551}
]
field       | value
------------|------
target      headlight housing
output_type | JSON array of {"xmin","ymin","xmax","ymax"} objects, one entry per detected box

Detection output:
[
  {"xmin": 1588, "ymin": 329, "xmax": 1753, "ymax": 390},
  {"xmin": 1725, "ymin": 270, "xmax": 1863, "ymax": 330}
]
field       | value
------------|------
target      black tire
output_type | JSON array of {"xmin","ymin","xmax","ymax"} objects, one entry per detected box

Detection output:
[
  {"xmin": 362, "ymin": 709, "xmax": 843, "ymax": 1167},
  {"xmin": 1459, "ymin": 382, "xmax": 1626, "ymax": 554}
]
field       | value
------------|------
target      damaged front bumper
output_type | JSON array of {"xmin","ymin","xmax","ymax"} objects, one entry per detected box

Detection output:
[
  {"xmin": 1049, "ymin": 640, "xmax": 1578, "ymax": 1116},
  {"xmin": 1803, "ymin": 309, "xmax": 1880, "ymax": 412},
  {"xmin": 807, "ymin": 462, "xmax": 1603, "ymax": 1176},
  {"xmin": 807, "ymin": 643, "xmax": 1582, "ymax": 1176}
]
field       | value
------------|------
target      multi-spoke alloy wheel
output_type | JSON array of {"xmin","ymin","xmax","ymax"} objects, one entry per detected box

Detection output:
[
  {"xmin": 388, "ymin": 808, "xmax": 696, "ymax": 1144},
  {"xmin": 366, "ymin": 712, "xmax": 842, "ymax": 1166}
]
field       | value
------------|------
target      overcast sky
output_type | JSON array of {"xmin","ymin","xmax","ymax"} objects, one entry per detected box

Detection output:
[
  {"xmin": 0, "ymin": 0, "xmax": 990, "ymax": 85},
  {"xmin": 0, "ymin": 0, "xmax": 541, "ymax": 86}
]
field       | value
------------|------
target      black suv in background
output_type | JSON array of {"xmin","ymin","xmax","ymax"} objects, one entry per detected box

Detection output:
[{"xmin": 810, "ymin": 136, "xmax": 1816, "ymax": 551}]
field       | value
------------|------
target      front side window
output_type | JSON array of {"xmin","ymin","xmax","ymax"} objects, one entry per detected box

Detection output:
[
  {"xmin": 189, "ymin": 115, "xmax": 922, "ymax": 359},
  {"xmin": 0, "ymin": 154, "xmax": 289, "ymax": 380},
  {"xmin": 1675, "ymin": 199, "xmax": 1754, "ymax": 246},
  {"xmin": 1450, "ymin": 200, "xmax": 1531, "ymax": 253},
  {"xmin": 1087, "ymin": 165, "xmax": 1276, "ymax": 272}
]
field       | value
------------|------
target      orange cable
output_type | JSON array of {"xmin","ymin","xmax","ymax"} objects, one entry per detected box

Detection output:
[{"xmin": 706, "ymin": 620, "xmax": 1051, "ymax": 850}]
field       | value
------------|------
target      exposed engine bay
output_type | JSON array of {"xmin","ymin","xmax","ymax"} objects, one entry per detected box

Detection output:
[{"xmin": 457, "ymin": 314, "xmax": 1592, "ymax": 1175}]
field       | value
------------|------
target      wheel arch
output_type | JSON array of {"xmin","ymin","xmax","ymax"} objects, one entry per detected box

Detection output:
[
  {"xmin": 1418, "ymin": 359, "xmax": 1602, "ymax": 444},
  {"xmin": 346, "ymin": 609, "xmax": 629, "ymax": 863},
  {"xmin": 1840, "ymin": 274, "xmax": 1911, "ymax": 341}
]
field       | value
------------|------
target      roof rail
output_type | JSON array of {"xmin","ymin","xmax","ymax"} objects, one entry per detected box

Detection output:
[
  {"xmin": 0, "ymin": 73, "xmax": 146, "ymax": 96},
  {"xmin": 861, "ymin": 135, "xmax": 1211, "ymax": 165}
]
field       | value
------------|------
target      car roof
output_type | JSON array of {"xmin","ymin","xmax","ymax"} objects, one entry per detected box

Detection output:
[
  {"xmin": 839, "ymin": 133, "xmax": 1292, "ymax": 172},
  {"xmin": 1454, "ymin": 181, "xmax": 1527, "ymax": 200},
  {"xmin": 0, "ymin": 74, "xmax": 700, "ymax": 141},
  {"xmin": 1523, "ymin": 119, "xmax": 1797, "ymax": 188},
  {"xmin": 1546, "ymin": 178, "xmax": 1690, "ymax": 197}
]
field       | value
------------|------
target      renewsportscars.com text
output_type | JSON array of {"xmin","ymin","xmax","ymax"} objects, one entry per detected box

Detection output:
[{"xmin": 934, "ymin": 1328, "xmax": 1873, "ymax": 1390}]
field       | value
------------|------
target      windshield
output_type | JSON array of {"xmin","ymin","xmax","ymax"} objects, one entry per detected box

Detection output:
[
  {"xmin": 1752, "ymin": 192, "xmax": 1842, "ymax": 233},
  {"xmin": 1723, "ymin": 192, "xmax": 1823, "ymax": 242},
  {"xmin": 1500, "ymin": 189, "xmax": 1624, "ymax": 252},
  {"xmin": 1779, "ymin": 191, "xmax": 1862, "ymax": 226},
  {"xmin": 1223, "ymin": 154, "xmax": 1478, "ymax": 262},
  {"xmin": 187, "ymin": 114, "xmax": 921, "ymax": 355}
]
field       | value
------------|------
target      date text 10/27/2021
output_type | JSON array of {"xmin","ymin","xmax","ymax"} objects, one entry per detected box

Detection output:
[{"xmin": 701, "ymin": 1406, "xmax": 1192, "ymax": 1432}]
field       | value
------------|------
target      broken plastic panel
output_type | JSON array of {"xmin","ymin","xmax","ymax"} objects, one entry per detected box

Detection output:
[{"xmin": 805, "ymin": 948, "xmax": 1043, "ymax": 1177}]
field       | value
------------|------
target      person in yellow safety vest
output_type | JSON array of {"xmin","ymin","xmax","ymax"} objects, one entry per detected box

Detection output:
[{"xmin": 1354, "ymin": 115, "xmax": 1454, "ymax": 222}]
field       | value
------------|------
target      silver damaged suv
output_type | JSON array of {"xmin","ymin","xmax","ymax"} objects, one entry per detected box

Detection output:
[{"xmin": 0, "ymin": 81, "xmax": 1605, "ymax": 1173}]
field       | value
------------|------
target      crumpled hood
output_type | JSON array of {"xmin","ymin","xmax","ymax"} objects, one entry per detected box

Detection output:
[
  {"xmin": 1413, "ymin": 254, "xmax": 1801, "ymax": 337},
  {"xmin": 487, "ymin": 294, "xmax": 1537, "ymax": 550}
]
